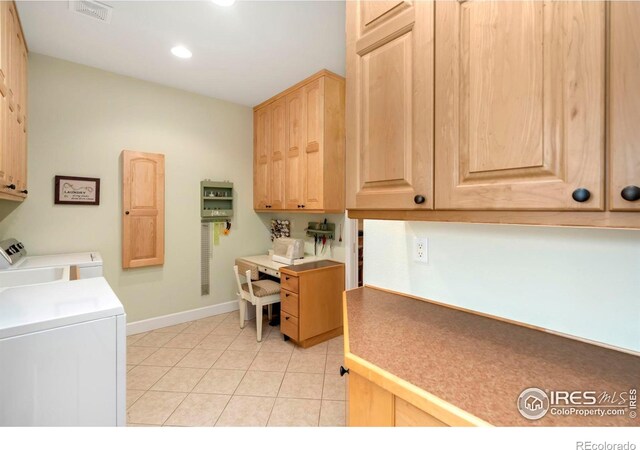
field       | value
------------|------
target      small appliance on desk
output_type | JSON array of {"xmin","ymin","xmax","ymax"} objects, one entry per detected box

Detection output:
[{"xmin": 271, "ymin": 238, "xmax": 304, "ymax": 265}]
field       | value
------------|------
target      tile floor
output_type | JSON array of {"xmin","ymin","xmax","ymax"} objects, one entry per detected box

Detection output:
[{"xmin": 126, "ymin": 310, "xmax": 346, "ymax": 427}]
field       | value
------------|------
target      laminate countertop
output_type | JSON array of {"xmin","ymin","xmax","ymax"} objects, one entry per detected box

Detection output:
[
  {"xmin": 345, "ymin": 287, "xmax": 640, "ymax": 426},
  {"xmin": 280, "ymin": 260, "xmax": 343, "ymax": 274}
]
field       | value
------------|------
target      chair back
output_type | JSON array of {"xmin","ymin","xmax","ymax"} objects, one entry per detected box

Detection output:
[{"xmin": 233, "ymin": 265, "xmax": 255, "ymax": 303}]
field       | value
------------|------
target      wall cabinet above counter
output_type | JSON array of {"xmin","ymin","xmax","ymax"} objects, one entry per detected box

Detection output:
[
  {"xmin": 253, "ymin": 70, "xmax": 345, "ymax": 213},
  {"xmin": 0, "ymin": 1, "xmax": 28, "ymax": 202},
  {"xmin": 346, "ymin": 1, "xmax": 640, "ymax": 229}
]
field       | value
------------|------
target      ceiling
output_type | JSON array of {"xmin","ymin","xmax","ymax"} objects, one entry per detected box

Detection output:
[{"xmin": 16, "ymin": 1, "xmax": 346, "ymax": 106}]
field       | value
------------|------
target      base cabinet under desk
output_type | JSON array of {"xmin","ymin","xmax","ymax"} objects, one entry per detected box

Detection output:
[{"xmin": 278, "ymin": 260, "xmax": 344, "ymax": 348}]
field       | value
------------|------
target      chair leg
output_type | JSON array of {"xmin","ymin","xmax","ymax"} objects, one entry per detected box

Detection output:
[
  {"xmin": 239, "ymin": 298, "xmax": 246, "ymax": 329},
  {"xmin": 256, "ymin": 301, "xmax": 263, "ymax": 342},
  {"xmin": 267, "ymin": 304, "xmax": 272, "ymax": 321}
]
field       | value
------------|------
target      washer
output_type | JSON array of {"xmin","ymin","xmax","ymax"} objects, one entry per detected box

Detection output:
[
  {"xmin": 0, "ymin": 278, "xmax": 126, "ymax": 426},
  {"xmin": 0, "ymin": 238, "xmax": 103, "ymax": 278}
]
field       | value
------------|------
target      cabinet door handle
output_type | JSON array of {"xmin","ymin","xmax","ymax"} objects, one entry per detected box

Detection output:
[
  {"xmin": 125, "ymin": 211, "xmax": 130, "ymax": 215},
  {"xmin": 285, "ymin": 293, "xmax": 290, "ymax": 297},
  {"xmin": 414, "ymin": 195, "xmax": 426, "ymax": 204},
  {"xmin": 339, "ymin": 366, "xmax": 349, "ymax": 377},
  {"xmin": 572, "ymin": 188, "xmax": 591, "ymax": 203},
  {"xmin": 301, "ymin": 205, "xmax": 305, "ymax": 208},
  {"xmin": 19, "ymin": 189, "xmax": 27, "ymax": 194},
  {"xmin": 621, "ymin": 185, "xmax": 640, "ymax": 202},
  {"xmin": 285, "ymin": 316, "xmax": 290, "ymax": 321},
  {"xmin": 6, "ymin": 184, "xmax": 16, "ymax": 190}
]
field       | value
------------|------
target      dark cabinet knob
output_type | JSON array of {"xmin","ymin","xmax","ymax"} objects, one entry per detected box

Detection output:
[
  {"xmin": 285, "ymin": 276, "xmax": 290, "ymax": 281},
  {"xmin": 301, "ymin": 205, "xmax": 305, "ymax": 208},
  {"xmin": 6, "ymin": 184, "xmax": 16, "ymax": 190},
  {"xmin": 285, "ymin": 293, "xmax": 290, "ymax": 297},
  {"xmin": 339, "ymin": 366, "xmax": 349, "ymax": 377},
  {"xmin": 125, "ymin": 211, "xmax": 130, "ymax": 215},
  {"xmin": 285, "ymin": 316, "xmax": 290, "ymax": 321},
  {"xmin": 20, "ymin": 189, "xmax": 27, "ymax": 194},
  {"xmin": 572, "ymin": 188, "xmax": 591, "ymax": 203},
  {"xmin": 621, "ymin": 185, "xmax": 640, "ymax": 202},
  {"xmin": 414, "ymin": 195, "xmax": 426, "ymax": 205}
]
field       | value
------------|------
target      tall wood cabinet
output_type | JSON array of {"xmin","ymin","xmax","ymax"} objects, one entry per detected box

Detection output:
[
  {"xmin": 253, "ymin": 70, "xmax": 345, "ymax": 213},
  {"xmin": 122, "ymin": 150, "xmax": 165, "ymax": 269},
  {"xmin": 608, "ymin": 1, "xmax": 640, "ymax": 211},
  {"xmin": 0, "ymin": 1, "xmax": 28, "ymax": 202},
  {"xmin": 346, "ymin": 1, "xmax": 640, "ymax": 228}
]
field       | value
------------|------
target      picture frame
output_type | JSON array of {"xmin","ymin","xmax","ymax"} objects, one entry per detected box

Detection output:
[{"xmin": 54, "ymin": 175, "xmax": 100, "ymax": 205}]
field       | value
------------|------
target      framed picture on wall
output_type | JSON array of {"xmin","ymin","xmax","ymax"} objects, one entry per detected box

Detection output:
[{"xmin": 54, "ymin": 175, "xmax": 100, "ymax": 205}]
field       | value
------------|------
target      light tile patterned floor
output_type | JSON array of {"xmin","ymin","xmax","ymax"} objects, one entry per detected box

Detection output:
[{"xmin": 126, "ymin": 311, "xmax": 346, "ymax": 427}]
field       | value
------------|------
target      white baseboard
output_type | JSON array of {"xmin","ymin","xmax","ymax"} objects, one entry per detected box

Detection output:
[{"xmin": 127, "ymin": 300, "xmax": 239, "ymax": 335}]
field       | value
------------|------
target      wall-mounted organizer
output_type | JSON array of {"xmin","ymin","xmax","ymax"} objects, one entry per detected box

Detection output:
[
  {"xmin": 305, "ymin": 220, "xmax": 336, "ymax": 240},
  {"xmin": 201, "ymin": 180, "xmax": 233, "ymax": 222}
]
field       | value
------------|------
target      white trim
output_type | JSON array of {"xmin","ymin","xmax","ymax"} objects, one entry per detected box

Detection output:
[{"xmin": 126, "ymin": 300, "xmax": 239, "ymax": 335}]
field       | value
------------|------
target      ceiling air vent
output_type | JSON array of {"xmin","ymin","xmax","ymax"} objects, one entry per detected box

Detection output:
[{"xmin": 69, "ymin": 1, "xmax": 113, "ymax": 24}]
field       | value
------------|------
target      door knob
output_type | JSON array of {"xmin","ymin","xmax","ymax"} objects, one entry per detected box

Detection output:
[
  {"xmin": 621, "ymin": 185, "xmax": 640, "ymax": 202},
  {"xmin": 571, "ymin": 188, "xmax": 591, "ymax": 203},
  {"xmin": 414, "ymin": 194, "xmax": 426, "ymax": 204},
  {"xmin": 339, "ymin": 366, "xmax": 349, "ymax": 377}
]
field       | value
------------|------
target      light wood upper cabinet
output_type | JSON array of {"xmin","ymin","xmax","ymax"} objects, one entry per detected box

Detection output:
[
  {"xmin": 122, "ymin": 150, "xmax": 165, "ymax": 269},
  {"xmin": 253, "ymin": 70, "xmax": 345, "ymax": 212},
  {"xmin": 608, "ymin": 2, "xmax": 640, "ymax": 211},
  {"xmin": 0, "ymin": 1, "xmax": 27, "ymax": 202},
  {"xmin": 270, "ymin": 97, "xmax": 286, "ymax": 210},
  {"xmin": 302, "ymin": 78, "xmax": 324, "ymax": 210},
  {"xmin": 435, "ymin": 0, "xmax": 605, "ymax": 211},
  {"xmin": 285, "ymin": 88, "xmax": 305, "ymax": 209},
  {"xmin": 253, "ymin": 106, "xmax": 271, "ymax": 209},
  {"xmin": 346, "ymin": 0, "xmax": 434, "ymax": 210}
]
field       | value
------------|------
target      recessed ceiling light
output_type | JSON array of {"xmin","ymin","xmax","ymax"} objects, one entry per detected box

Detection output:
[
  {"xmin": 171, "ymin": 46, "xmax": 192, "ymax": 59},
  {"xmin": 212, "ymin": 0, "xmax": 236, "ymax": 6}
]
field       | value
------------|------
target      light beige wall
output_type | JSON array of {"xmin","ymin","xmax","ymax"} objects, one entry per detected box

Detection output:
[{"xmin": 0, "ymin": 54, "xmax": 273, "ymax": 322}]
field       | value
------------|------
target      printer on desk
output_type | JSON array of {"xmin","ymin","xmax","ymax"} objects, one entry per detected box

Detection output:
[{"xmin": 271, "ymin": 238, "xmax": 304, "ymax": 265}]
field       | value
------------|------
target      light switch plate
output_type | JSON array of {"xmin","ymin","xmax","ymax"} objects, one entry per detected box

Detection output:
[{"xmin": 413, "ymin": 237, "xmax": 428, "ymax": 264}]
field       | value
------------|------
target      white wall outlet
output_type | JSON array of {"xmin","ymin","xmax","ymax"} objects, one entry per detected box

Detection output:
[{"xmin": 413, "ymin": 236, "xmax": 428, "ymax": 263}]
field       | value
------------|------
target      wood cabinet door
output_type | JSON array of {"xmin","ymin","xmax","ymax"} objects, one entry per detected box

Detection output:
[
  {"xmin": 0, "ymin": 2, "xmax": 6, "ymax": 94},
  {"xmin": 285, "ymin": 88, "xmax": 305, "ymax": 210},
  {"xmin": 270, "ymin": 97, "xmax": 286, "ymax": 210},
  {"xmin": 346, "ymin": 0, "xmax": 434, "ymax": 210},
  {"xmin": 348, "ymin": 371, "xmax": 394, "ymax": 426},
  {"xmin": 609, "ymin": 2, "xmax": 640, "ymax": 211},
  {"xmin": 435, "ymin": 1, "xmax": 605, "ymax": 211},
  {"xmin": 253, "ymin": 106, "xmax": 271, "ymax": 209},
  {"xmin": 122, "ymin": 150, "xmax": 165, "ymax": 269},
  {"xmin": 302, "ymin": 78, "xmax": 324, "ymax": 210}
]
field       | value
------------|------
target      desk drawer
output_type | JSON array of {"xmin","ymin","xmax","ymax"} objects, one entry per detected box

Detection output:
[
  {"xmin": 280, "ymin": 312, "xmax": 299, "ymax": 341},
  {"xmin": 281, "ymin": 274, "xmax": 299, "ymax": 293},
  {"xmin": 281, "ymin": 290, "xmax": 299, "ymax": 317}
]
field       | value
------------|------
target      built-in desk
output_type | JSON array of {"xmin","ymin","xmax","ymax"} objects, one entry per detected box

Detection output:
[{"xmin": 237, "ymin": 254, "xmax": 330, "ymax": 279}]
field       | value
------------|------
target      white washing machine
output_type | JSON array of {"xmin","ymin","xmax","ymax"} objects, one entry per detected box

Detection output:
[
  {"xmin": 0, "ymin": 238, "xmax": 103, "ymax": 278},
  {"xmin": 0, "ymin": 238, "xmax": 125, "ymax": 426}
]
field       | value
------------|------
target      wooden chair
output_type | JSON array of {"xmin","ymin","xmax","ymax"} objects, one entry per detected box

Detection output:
[{"xmin": 233, "ymin": 265, "xmax": 280, "ymax": 342}]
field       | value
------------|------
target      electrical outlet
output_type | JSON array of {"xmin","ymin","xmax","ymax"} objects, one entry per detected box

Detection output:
[{"xmin": 413, "ymin": 237, "xmax": 428, "ymax": 263}]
